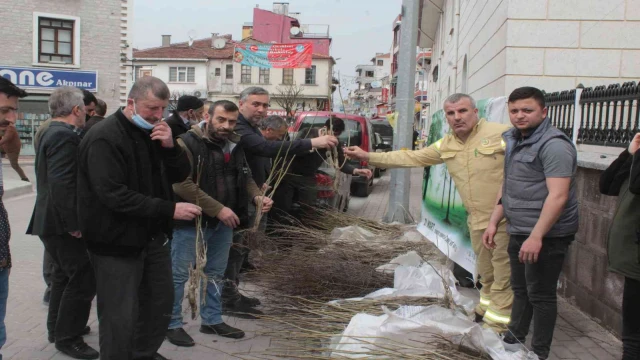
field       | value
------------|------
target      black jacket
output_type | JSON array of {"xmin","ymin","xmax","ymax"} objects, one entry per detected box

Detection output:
[
  {"xmin": 27, "ymin": 122, "xmax": 82, "ymax": 236},
  {"xmin": 165, "ymin": 111, "xmax": 190, "ymax": 139},
  {"xmin": 77, "ymin": 109, "xmax": 190, "ymax": 257},
  {"xmin": 235, "ymin": 114, "xmax": 312, "ymax": 187},
  {"xmin": 84, "ymin": 115, "xmax": 105, "ymax": 134}
]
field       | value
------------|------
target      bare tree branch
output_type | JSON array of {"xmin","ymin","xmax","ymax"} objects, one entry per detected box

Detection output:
[{"xmin": 273, "ymin": 83, "xmax": 305, "ymax": 119}]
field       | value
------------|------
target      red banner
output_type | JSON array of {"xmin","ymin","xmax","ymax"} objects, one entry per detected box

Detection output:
[
  {"xmin": 381, "ymin": 88, "xmax": 389, "ymax": 103},
  {"xmin": 234, "ymin": 43, "xmax": 313, "ymax": 68}
]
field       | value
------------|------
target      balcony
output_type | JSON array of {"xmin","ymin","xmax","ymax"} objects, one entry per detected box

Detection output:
[{"xmin": 291, "ymin": 24, "xmax": 330, "ymax": 39}]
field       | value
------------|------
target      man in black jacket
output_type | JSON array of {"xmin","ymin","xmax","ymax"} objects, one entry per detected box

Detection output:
[
  {"xmin": 83, "ymin": 98, "xmax": 107, "ymax": 133},
  {"xmin": 26, "ymin": 87, "xmax": 98, "ymax": 359},
  {"xmin": 235, "ymin": 87, "xmax": 339, "ymax": 189},
  {"xmin": 165, "ymin": 95, "xmax": 204, "ymax": 138},
  {"xmin": 77, "ymin": 76, "xmax": 202, "ymax": 360}
]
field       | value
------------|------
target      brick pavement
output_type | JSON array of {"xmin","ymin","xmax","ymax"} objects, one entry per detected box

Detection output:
[{"xmin": 0, "ymin": 163, "xmax": 625, "ymax": 359}]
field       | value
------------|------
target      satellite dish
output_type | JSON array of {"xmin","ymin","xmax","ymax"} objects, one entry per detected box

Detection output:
[
  {"xmin": 213, "ymin": 38, "xmax": 226, "ymax": 49},
  {"xmin": 290, "ymin": 26, "xmax": 301, "ymax": 36},
  {"xmin": 187, "ymin": 29, "xmax": 197, "ymax": 47},
  {"xmin": 370, "ymin": 81, "xmax": 382, "ymax": 88}
]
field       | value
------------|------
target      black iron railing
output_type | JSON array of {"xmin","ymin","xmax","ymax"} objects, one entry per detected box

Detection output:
[
  {"xmin": 545, "ymin": 89, "xmax": 576, "ymax": 139},
  {"xmin": 545, "ymin": 82, "xmax": 640, "ymax": 147}
]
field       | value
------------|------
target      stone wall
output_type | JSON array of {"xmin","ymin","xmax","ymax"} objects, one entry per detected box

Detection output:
[{"xmin": 558, "ymin": 161, "xmax": 625, "ymax": 336}]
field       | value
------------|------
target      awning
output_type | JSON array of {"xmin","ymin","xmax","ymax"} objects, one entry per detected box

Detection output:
[{"xmin": 418, "ymin": 0, "xmax": 444, "ymax": 49}]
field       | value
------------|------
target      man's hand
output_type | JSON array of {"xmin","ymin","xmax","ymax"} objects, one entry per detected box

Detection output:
[
  {"xmin": 353, "ymin": 168, "xmax": 372, "ymax": 179},
  {"xmin": 519, "ymin": 236, "xmax": 543, "ymax": 264},
  {"xmin": 151, "ymin": 121, "xmax": 174, "ymax": 148},
  {"xmin": 629, "ymin": 133, "xmax": 640, "ymax": 155},
  {"xmin": 310, "ymin": 135, "xmax": 338, "ymax": 149},
  {"xmin": 260, "ymin": 183, "xmax": 272, "ymax": 194},
  {"xmin": 216, "ymin": 207, "xmax": 240, "ymax": 228},
  {"xmin": 254, "ymin": 196, "xmax": 273, "ymax": 213},
  {"xmin": 344, "ymin": 146, "xmax": 370, "ymax": 161},
  {"xmin": 482, "ymin": 224, "xmax": 497, "ymax": 250},
  {"xmin": 69, "ymin": 231, "xmax": 82, "ymax": 238},
  {"xmin": 173, "ymin": 203, "xmax": 202, "ymax": 221}
]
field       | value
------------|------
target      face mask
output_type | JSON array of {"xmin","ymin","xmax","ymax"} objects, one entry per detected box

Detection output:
[{"xmin": 132, "ymin": 103, "xmax": 154, "ymax": 131}]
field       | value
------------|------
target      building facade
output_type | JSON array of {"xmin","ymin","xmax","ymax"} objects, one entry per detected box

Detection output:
[
  {"xmin": 423, "ymin": 0, "xmax": 640, "ymax": 110},
  {"xmin": 0, "ymin": 0, "xmax": 133, "ymax": 155},
  {"xmin": 133, "ymin": 35, "xmax": 334, "ymax": 114},
  {"xmin": 247, "ymin": 2, "xmax": 331, "ymax": 56}
]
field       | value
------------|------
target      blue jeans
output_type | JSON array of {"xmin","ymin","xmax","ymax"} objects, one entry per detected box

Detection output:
[
  {"xmin": 0, "ymin": 267, "xmax": 9, "ymax": 359},
  {"xmin": 169, "ymin": 223, "xmax": 233, "ymax": 329}
]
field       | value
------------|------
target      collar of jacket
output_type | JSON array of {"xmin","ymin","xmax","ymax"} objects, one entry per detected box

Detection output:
[
  {"xmin": 238, "ymin": 113, "xmax": 260, "ymax": 132},
  {"xmin": 451, "ymin": 118, "xmax": 486, "ymax": 144},
  {"xmin": 503, "ymin": 117, "xmax": 552, "ymax": 147},
  {"xmin": 50, "ymin": 120, "xmax": 83, "ymax": 136}
]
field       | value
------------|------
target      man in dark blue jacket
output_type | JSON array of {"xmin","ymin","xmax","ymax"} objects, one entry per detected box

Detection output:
[{"xmin": 223, "ymin": 87, "xmax": 338, "ymax": 315}]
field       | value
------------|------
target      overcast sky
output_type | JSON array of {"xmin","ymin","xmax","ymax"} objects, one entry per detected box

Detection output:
[{"xmin": 133, "ymin": 0, "xmax": 403, "ymax": 95}]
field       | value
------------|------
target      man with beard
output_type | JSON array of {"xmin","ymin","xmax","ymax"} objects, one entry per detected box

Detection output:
[
  {"xmin": 165, "ymin": 95, "xmax": 205, "ymax": 139},
  {"xmin": 166, "ymin": 100, "xmax": 273, "ymax": 346},
  {"xmin": 83, "ymin": 99, "xmax": 107, "ymax": 133}
]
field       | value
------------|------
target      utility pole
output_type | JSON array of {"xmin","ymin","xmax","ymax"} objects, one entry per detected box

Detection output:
[{"xmin": 384, "ymin": 0, "xmax": 419, "ymax": 223}]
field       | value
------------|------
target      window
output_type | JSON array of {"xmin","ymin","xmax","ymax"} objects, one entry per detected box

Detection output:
[
  {"xmin": 226, "ymin": 64, "xmax": 233, "ymax": 80},
  {"xmin": 169, "ymin": 67, "xmax": 195, "ymax": 82},
  {"xmin": 259, "ymin": 68, "xmax": 270, "ymax": 84},
  {"xmin": 365, "ymin": 71, "xmax": 374, "ymax": 77},
  {"xmin": 304, "ymin": 66, "xmax": 316, "ymax": 85},
  {"xmin": 377, "ymin": 60, "xmax": 383, "ymax": 66},
  {"xmin": 241, "ymin": 65, "xmax": 252, "ymax": 83},
  {"xmin": 282, "ymin": 68, "xmax": 294, "ymax": 85},
  {"xmin": 38, "ymin": 17, "xmax": 75, "ymax": 64},
  {"xmin": 215, "ymin": 68, "xmax": 221, "ymax": 76},
  {"xmin": 461, "ymin": 55, "xmax": 468, "ymax": 94}
]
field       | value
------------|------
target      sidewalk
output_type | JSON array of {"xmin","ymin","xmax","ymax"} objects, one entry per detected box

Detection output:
[{"xmin": 348, "ymin": 169, "xmax": 623, "ymax": 360}]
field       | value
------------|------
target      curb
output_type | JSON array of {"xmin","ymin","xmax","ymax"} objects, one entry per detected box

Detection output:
[{"xmin": 2, "ymin": 181, "xmax": 33, "ymax": 200}]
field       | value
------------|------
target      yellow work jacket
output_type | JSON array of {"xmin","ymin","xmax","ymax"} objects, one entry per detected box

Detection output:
[{"xmin": 368, "ymin": 119, "xmax": 509, "ymax": 231}]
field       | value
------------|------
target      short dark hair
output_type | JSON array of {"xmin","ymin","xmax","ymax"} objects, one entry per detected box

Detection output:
[
  {"xmin": 208, "ymin": 100, "xmax": 239, "ymax": 116},
  {"xmin": 325, "ymin": 117, "xmax": 345, "ymax": 133},
  {"xmin": 0, "ymin": 77, "xmax": 28, "ymax": 98},
  {"xmin": 95, "ymin": 99, "xmax": 107, "ymax": 116},
  {"xmin": 508, "ymin": 86, "xmax": 546, "ymax": 108},
  {"xmin": 259, "ymin": 115, "xmax": 287, "ymax": 131},
  {"xmin": 128, "ymin": 76, "xmax": 170, "ymax": 101},
  {"xmin": 82, "ymin": 89, "xmax": 97, "ymax": 106}
]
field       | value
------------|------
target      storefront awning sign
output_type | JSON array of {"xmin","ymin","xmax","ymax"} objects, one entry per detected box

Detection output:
[{"xmin": 0, "ymin": 65, "xmax": 98, "ymax": 92}]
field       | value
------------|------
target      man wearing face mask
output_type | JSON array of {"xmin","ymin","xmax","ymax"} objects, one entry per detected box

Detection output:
[
  {"xmin": 77, "ymin": 76, "xmax": 201, "ymax": 360},
  {"xmin": 165, "ymin": 95, "xmax": 205, "ymax": 139},
  {"xmin": 166, "ymin": 100, "xmax": 273, "ymax": 346}
]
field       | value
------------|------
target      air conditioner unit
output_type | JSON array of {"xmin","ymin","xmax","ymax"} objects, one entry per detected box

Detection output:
[{"xmin": 192, "ymin": 89, "xmax": 207, "ymax": 98}]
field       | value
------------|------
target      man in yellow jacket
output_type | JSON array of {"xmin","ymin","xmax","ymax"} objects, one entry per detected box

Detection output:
[{"xmin": 345, "ymin": 93, "xmax": 512, "ymax": 333}]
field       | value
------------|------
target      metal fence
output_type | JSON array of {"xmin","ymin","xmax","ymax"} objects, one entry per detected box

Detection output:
[{"xmin": 545, "ymin": 81, "xmax": 640, "ymax": 147}]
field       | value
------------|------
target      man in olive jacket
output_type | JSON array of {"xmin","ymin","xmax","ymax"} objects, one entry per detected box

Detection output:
[
  {"xmin": 166, "ymin": 100, "xmax": 272, "ymax": 346},
  {"xmin": 600, "ymin": 132, "xmax": 640, "ymax": 359}
]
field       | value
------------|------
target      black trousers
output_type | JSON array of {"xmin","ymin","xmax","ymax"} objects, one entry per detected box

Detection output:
[
  {"xmin": 43, "ymin": 250, "xmax": 55, "ymax": 289},
  {"xmin": 623, "ymin": 277, "xmax": 640, "ymax": 360},
  {"xmin": 222, "ymin": 232, "xmax": 247, "ymax": 304},
  {"xmin": 91, "ymin": 236, "xmax": 173, "ymax": 360},
  {"xmin": 507, "ymin": 234, "xmax": 573, "ymax": 360},
  {"xmin": 40, "ymin": 234, "xmax": 96, "ymax": 345}
]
